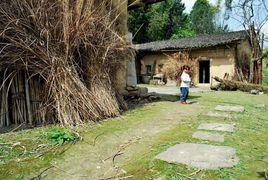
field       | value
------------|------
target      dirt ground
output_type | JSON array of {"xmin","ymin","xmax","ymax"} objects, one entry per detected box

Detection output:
[
  {"xmin": 42, "ymin": 98, "xmax": 203, "ymax": 179},
  {"xmin": 1, "ymin": 87, "xmax": 267, "ymax": 179},
  {"xmin": 143, "ymin": 84, "xmax": 211, "ymax": 95}
]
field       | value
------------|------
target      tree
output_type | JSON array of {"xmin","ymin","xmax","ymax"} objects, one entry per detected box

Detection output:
[
  {"xmin": 224, "ymin": 0, "xmax": 268, "ymax": 83},
  {"xmin": 128, "ymin": 8, "xmax": 150, "ymax": 43},
  {"xmin": 170, "ymin": 16, "xmax": 196, "ymax": 39},
  {"xmin": 190, "ymin": 0, "xmax": 218, "ymax": 34},
  {"xmin": 128, "ymin": 0, "xmax": 191, "ymax": 43},
  {"xmin": 147, "ymin": 0, "xmax": 188, "ymax": 40}
]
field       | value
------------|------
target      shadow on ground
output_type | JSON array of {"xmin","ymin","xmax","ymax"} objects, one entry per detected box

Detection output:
[{"xmin": 152, "ymin": 94, "xmax": 201, "ymax": 102}]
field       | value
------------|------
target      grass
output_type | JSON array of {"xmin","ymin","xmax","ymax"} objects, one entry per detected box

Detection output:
[
  {"xmin": 0, "ymin": 91, "xmax": 267, "ymax": 179},
  {"xmin": 263, "ymin": 68, "xmax": 268, "ymax": 85},
  {"xmin": 0, "ymin": 126, "xmax": 73, "ymax": 179},
  {"xmin": 122, "ymin": 91, "xmax": 268, "ymax": 179},
  {"xmin": 0, "ymin": 102, "xmax": 169, "ymax": 179}
]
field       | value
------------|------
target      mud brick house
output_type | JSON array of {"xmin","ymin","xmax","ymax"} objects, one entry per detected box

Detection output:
[{"xmin": 134, "ymin": 31, "xmax": 253, "ymax": 85}]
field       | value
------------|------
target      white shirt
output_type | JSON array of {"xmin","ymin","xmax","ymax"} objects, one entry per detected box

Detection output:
[{"xmin": 180, "ymin": 72, "xmax": 191, "ymax": 87}]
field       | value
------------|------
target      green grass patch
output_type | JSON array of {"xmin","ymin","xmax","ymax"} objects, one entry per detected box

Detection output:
[
  {"xmin": 263, "ymin": 68, "xmax": 268, "ymax": 85},
  {"xmin": 0, "ymin": 126, "xmax": 74, "ymax": 179},
  {"xmin": 123, "ymin": 91, "xmax": 268, "ymax": 179},
  {"xmin": 0, "ymin": 91, "xmax": 267, "ymax": 179}
]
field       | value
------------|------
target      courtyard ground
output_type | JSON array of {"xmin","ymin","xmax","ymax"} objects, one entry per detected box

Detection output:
[{"xmin": 0, "ymin": 88, "xmax": 267, "ymax": 179}]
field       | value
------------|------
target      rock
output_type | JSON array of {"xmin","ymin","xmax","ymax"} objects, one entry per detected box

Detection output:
[
  {"xmin": 210, "ymin": 82, "xmax": 221, "ymax": 91},
  {"xmin": 192, "ymin": 131, "xmax": 224, "ymax": 142},
  {"xmin": 165, "ymin": 79, "xmax": 177, "ymax": 86},
  {"xmin": 215, "ymin": 105, "xmax": 245, "ymax": 112},
  {"xmin": 198, "ymin": 123, "xmax": 234, "ymax": 132},
  {"xmin": 255, "ymin": 104, "xmax": 266, "ymax": 108},
  {"xmin": 262, "ymin": 156, "xmax": 268, "ymax": 163},
  {"xmin": 138, "ymin": 87, "xmax": 148, "ymax": 95},
  {"xmin": 207, "ymin": 111, "xmax": 230, "ymax": 119},
  {"xmin": 126, "ymin": 60, "xmax": 137, "ymax": 87},
  {"xmin": 250, "ymin": 89, "xmax": 260, "ymax": 95},
  {"xmin": 156, "ymin": 143, "xmax": 239, "ymax": 169},
  {"xmin": 126, "ymin": 86, "xmax": 138, "ymax": 91}
]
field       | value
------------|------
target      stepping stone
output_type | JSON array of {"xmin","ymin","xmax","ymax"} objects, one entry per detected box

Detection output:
[
  {"xmin": 156, "ymin": 143, "xmax": 239, "ymax": 169},
  {"xmin": 262, "ymin": 156, "xmax": 268, "ymax": 163},
  {"xmin": 207, "ymin": 111, "xmax": 230, "ymax": 119},
  {"xmin": 198, "ymin": 123, "xmax": 234, "ymax": 132},
  {"xmin": 215, "ymin": 105, "xmax": 245, "ymax": 112},
  {"xmin": 255, "ymin": 104, "xmax": 266, "ymax": 108},
  {"xmin": 192, "ymin": 131, "xmax": 224, "ymax": 142}
]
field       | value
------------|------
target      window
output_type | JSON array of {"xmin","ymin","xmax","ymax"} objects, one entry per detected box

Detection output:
[{"xmin": 146, "ymin": 65, "xmax": 152, "ymax": 75}]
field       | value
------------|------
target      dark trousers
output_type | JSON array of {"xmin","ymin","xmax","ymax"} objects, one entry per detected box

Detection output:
[{"xmin": 180, "ymin": 87, "xmax": 189, "ymax": 102}]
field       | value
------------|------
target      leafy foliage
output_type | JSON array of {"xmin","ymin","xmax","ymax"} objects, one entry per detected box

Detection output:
[
  {"xmin": 170, "ymin": 17, "xmax": 196, "ymax": 39},
  {"xmin": 128, "ymin": 0, "xmax": 193, "ymax": 43},
  {"xmin": 147, "ymin": 0, "xmax": 188, "ymax": 40},
  {"xmin": 48, "ymin": 127, "xmax": 77, "ymax": 145},
  {"xmin": 190, "ymin": 0, "xmax": 219, "ymax": 34},
  {"xmin": 128, "ymin": 0, "xmax": 229, "ymax": 43},
  {"xmin": 128, "ymin": 8, "xmax": 150, "ymax": 43}
]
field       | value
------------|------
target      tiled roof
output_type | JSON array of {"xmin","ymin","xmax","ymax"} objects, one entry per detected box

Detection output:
[{"xmin": 134, "ymin": 30, "xmax": 249, "ymax": 52}]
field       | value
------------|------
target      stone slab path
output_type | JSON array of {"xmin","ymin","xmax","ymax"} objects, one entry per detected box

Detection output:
[
  {"xmin": 254, "ymin": 104, "xmax": 266, "ymax": 108},
  {"xmin": 192, "ymin": 131, "xmax": 224, "ymax": 142},
  {"xmin": 215, "ymin": 105, "xmax": 245, "ymax": 112},
  {"xmin": 207, "ymin": 111, "xmax": 230, "ymax": 119},
  {"xmin": 198, "ymin": 123, "xmax": 234, "ymax": 132},
  {"xmin": 156, "ymin": 143, "xmax": 239, "ymax": 169},
  {"xmin": 156, "ymin": 104, "xmax": 242, "ymax": 171}
]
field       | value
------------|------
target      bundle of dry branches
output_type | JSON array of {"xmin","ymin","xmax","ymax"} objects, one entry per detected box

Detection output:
[
  {"xmin": 163, "ymin": 52, "xmax": 198, "ymax": 84},
  {"xmin": 213, "ymin": 76, "xmax": 268, "ymax": 93},
  {"xmin": 0, "ymin": 0, "xmax": 129, "ymax": 126}
]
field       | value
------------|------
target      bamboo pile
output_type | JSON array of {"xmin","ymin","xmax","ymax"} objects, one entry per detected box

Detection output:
[
  {"xmin": 0, "ymin": 0, "xmax": 129, "ymax": 127},
  {"xmin": 10, "ymin": 72, "xmax": 27, "ymax": 125}
]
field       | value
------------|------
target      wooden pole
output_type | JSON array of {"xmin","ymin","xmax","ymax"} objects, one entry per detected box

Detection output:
[{"xmin": 24, "ymin": 73, "xmax": 33, "ymax": 126}]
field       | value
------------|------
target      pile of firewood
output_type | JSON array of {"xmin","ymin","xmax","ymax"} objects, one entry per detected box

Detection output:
[{"xmin": 212, "ymin": 77, "xmax": 268, "ymax": 94}]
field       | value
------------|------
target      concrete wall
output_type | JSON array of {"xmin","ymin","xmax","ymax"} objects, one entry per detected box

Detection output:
[{"xmin": 140, "ymin": 45, "xmax": 237, "ymax": 85}]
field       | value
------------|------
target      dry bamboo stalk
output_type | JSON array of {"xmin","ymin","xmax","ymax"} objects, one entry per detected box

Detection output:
[
  {"xmin": 0, "ymin": 0, "xmax": 128, "ymax": 127},
  {"xmin": 3, "ymin": 82, "xmax": 10, "ymax": 127},
  {"xmin": 0, "ymin": 87, "xmax": 5, "ymax": 127},
  {"xmin": 25, "ymin": 73, "xmax": 33, "ymax": 125},
  {"xmin": 11, "ymin": 75, "xmax": 18, "ymax": 125}
]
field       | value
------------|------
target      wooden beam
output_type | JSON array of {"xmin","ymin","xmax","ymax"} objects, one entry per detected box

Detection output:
[{"xmin": 128, "ymin": 0, "xmax": 165, "ymax": 10}]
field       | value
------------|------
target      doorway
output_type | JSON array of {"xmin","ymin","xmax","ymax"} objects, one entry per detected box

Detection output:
[{"xmin": 199, "ymin": 60, "xmax": 210, "ymax": 83}]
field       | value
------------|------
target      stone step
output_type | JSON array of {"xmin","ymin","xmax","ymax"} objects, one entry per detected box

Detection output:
[
  {"xmin": 198, "ymin": 123, "xmax": 234, "ymax": 132},
  {"xmin": 156, "ymin": 143, "xmax": 239, "ymax": 170},
  {"xmin": 192, "ymin": 131, "xmax": 224, "ymax": 142},
  {"xmin": 215, "ymin": 105, "xmax": 245, "ymax": 112},
  {"xmin": 207, "ymin": 111, "xmax": 231, "ymax": 119}
]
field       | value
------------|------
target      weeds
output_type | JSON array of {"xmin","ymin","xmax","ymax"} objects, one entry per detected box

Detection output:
[{"xmin": 47, "ymin": 127, "xmax": 78, "ymax": 145}]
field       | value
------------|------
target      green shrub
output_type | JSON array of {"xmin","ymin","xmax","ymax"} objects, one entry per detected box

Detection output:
[{"xmin": 48, "ymin": 127, "xmax": 77, "ymax": 145}]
